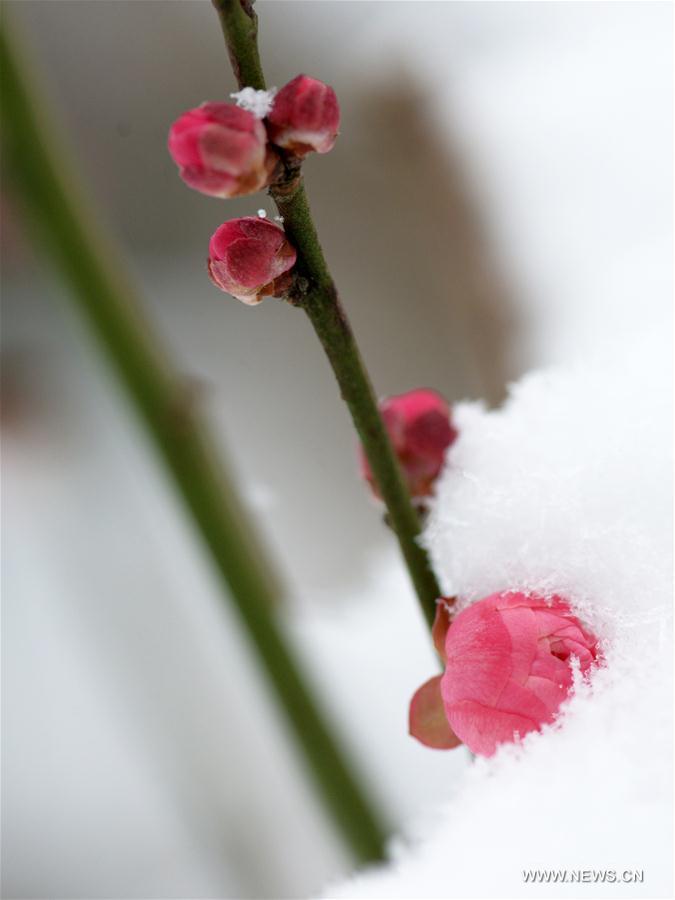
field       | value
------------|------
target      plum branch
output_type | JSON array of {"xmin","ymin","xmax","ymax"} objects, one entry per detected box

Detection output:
[{"xmin": 212, "ymin": 0, "xmax": 443, "ymax": 627}]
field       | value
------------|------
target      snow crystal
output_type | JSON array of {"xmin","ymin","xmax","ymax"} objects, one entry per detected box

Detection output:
[
  {"xmin": 230, "ymin": 86, "xmax": 277, "ymax": 119},
  {"xmin": 324, "ymin": 330, "xmax": 672, "ymax": 898},
  {"xmin": 257, "ymin": 209, "xmax": 267, "ymax": 218}
]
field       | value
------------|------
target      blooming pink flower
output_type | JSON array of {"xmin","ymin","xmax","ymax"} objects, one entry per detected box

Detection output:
[
  {"xmin": 359, "ymin": 389, "xmax": 457, "ymax": 500},
  {"xmin": 439, "ymin": 592, "xmax": 599, "ymax": 756},
  {"xmin": 208, "ymin": 217, "xmax": 297, "ymax": 305},
  {"xmin": 266, "ymin": 75, "xmax": 340, "ymax": 156},
  {"xmin": 168, "ymin": 103, "xmax": 277, "ymax": 198}
]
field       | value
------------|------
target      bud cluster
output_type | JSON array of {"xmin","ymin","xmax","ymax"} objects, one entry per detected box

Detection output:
[{"xmin": 168, "ymin": 75, "xmax": 340, "ymax": 305}]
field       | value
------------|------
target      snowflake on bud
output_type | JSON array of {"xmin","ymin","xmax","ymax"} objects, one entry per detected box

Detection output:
[
  {"xmin": 267, "ymin": 74, "xmax": 340, "ymax": 156},
  {"xmin": 208, "ymin": 217, "xmax": 297, "ymax": 305},
  {"xmin": 168, "ymin": 103, "xmax": 277, "ymax": 198},
  {"xmin": 230, "ymin": 87, "xmax": 278, "ymax": 119}
]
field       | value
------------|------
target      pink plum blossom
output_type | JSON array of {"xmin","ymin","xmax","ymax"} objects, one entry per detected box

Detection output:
[
  {"xmin": 359, "ymin": 388, "xmax": 457, "ymax": 500},
  {"xmin": 168, "ymin": 103, "xmax": 277, "ymax": 197},
  {"xmin": 266, "ymin": 75, "xmax": 340, "ymax": 156},
  {"xmin": 437, "ymin": 591, "xmax": 599, "ymax": 756},
  {"xmin": 208, "ymin": 217, "xmax": 297, "ymax": 305}
]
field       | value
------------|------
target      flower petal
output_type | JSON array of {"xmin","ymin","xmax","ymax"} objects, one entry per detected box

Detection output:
[
  {"xmin": 443, "ymin": 599, "xmax": 512, "ymax": 707},
  {"xmin": 446, "ymin": 699, "xmax": 538, "ymax": 757}
]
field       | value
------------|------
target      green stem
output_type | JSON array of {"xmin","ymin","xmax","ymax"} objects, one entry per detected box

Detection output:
[
  {"xmin": 213, "ymin": 0, "xmax": 265, "ymax": 91},
  {"xmin": 0, "ymin": 23, "xmax": 388, "ymax": 865},
  {"xmin": 213, "ymin": 0, "xmax": 442, "ymax": 628},
  {"xmin": 276, "ymin": 182, "xmax": 442, "ymax": 625}
]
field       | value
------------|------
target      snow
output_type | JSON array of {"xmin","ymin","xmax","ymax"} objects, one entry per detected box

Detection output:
[
  {"xmin": 230, "ymin": 86, "xmax": 276, "ymax": 118},
  {"xmin": 322, "ymin": 332, "xmax": 672, "ymax": 898}
]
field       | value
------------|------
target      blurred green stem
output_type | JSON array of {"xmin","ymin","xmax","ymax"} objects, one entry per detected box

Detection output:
[
  {"xmin": 0, "ymin": 24, "xmax": 388, "ymax": 865},
  {"xmin": 212, "ymin": 0, "xmax": 442, "ymax": 628}
]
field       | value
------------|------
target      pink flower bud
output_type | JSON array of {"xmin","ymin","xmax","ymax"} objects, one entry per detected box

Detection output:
[
  {"xmin": 266, "ymin": 75, "xmax": 340, "ymax": 156},
  {"xmin": 208, "ymin": 217, "xmax": 297, "ymax": 305},
  {"xmin": 359, "ymin": 388, "xmax": 457, "ymax": 500},
  {"xmin": 438, "ymin": 591, "xmax": 600, "ymax": 756},
  {"xmin": 168, "ymin": 103, "xmax": 277, "ymax": 198}
]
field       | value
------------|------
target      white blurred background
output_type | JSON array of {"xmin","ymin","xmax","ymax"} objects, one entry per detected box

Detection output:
[{"xmin": 2, "ymin": 1, "xmax": 672, "ymax": 897}]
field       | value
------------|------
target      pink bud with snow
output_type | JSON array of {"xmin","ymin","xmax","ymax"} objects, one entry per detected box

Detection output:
[
  {"xmin": 410, "ymin": 591, "xmax": 600, "ymax": 756},
  {"xmin": 208, "ymin": 217, "xmax": 297, "ymax": 305},
  {"xmin": 359, "ymin": 388, "xmax": 457, "ymax": 500},
  {"xmin": 266, "ymin": 75, "xmax": 340, "ymax": 156},
  {"xmin": 168, "ymin": 103, "xmax": 277, "ymax": 198}
]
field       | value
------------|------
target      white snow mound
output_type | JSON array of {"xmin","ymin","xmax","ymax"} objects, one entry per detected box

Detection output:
[{"xmin": 326, "ymin": 333, "xmax": 672, "ymax": 898}]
